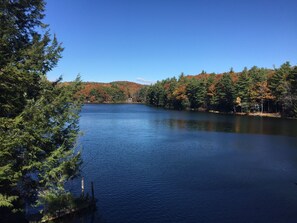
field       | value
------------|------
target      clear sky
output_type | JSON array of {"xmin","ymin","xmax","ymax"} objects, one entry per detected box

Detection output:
[{"xmin": 45, "ymin": 0, "xmax": 297, "ymax": 84}]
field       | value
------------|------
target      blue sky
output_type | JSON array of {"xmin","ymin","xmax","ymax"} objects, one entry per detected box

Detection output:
[{"xmin": 45, "ymin": 0, "xmax": 297, "ymax": 84}]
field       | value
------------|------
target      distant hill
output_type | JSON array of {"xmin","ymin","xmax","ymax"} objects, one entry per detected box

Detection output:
[{"xmin": 78, "ymin": 81, "xmax": 147, "ymax": 103}]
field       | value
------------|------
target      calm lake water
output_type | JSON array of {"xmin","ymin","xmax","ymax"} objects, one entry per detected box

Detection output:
[{"xmin": 65, "ymin": 104, "xmax": 297, "ymax": 223}]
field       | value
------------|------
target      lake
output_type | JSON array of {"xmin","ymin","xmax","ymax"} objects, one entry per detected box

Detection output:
[{"xmin": 65, "ymin": 104, "xmax": 297, "ymax": 223}]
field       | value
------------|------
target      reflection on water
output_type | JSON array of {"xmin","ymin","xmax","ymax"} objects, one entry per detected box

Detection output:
[
  {"xmin": 158, "ymin": 119, "xmax": 235, "ymax": 133},
  {"xmin": 156, "ymin": 115, "xmax": 297, "ymax": 137}
]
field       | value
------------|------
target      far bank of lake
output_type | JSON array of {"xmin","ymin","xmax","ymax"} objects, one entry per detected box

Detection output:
[{"xmin": 86, "ymin": 102, "xmax": 285, "ymax": 119}]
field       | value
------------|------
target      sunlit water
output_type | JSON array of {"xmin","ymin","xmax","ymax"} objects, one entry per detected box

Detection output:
[{"xmin": 64, "ymin": 104, "xmax": 297, "ymax": 223}]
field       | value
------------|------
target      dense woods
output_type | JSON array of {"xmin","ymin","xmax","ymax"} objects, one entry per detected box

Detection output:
[
  {"xmin": 0, "ymin": 0, "xmax": 82, "ymax": 221},
  {"xmin": 78, "ymin": 63, "xmax": 297, "ymax": 119},
  {"xmin": 146, "ymin": 63, "xmax": 297, "ymax": 118},
  {"xmin": 78, "ymin": 81, "xmax": 146, "ymax": 103}
]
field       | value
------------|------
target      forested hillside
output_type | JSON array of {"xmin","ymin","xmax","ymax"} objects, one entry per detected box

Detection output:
[
  {"xmin": 78, "ymin": 81, "xmax": 147, "ymax": 103},
  {"xmin": 75, "ymin": 62, "xmax": 297, "ymax": 118},
  {"xmin": 146, "ymin": 62, "xmax": 297, "ymax": 118}
]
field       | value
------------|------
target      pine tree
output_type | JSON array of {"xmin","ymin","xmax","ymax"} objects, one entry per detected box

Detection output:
[
  {"xmin": 146, "ymin": 81, "xmax": 166, "ymax": 107},
  {"xmin": 162, "ymin": 77, "xmax": 177, "ymax": 108},
  {"xmin": 270, "ymin": 62, "xmax": 292, "ymax": 114},
  {"xmin": 186, "ymin": 79, "xmax": 199, "ymax": 109},
  {"xmin": 287, "ymin": 66, "xmax": 297, "ymax": 116},
  {"xmin": 186, "ymin": 78, "xmax": 207, "ymax": 109},
  {"xmin": 0, "ymin": 0, "xmax": 83, "ymax": 220},
  {"xmin": 236, "ymin": 67, "xmax": 251, "ymax": 112},
  {"xmin": 0, "ymin": 0, "xmax": 63, "ymax": 117},
  {"xmin": 215, "ymin": 73, "xmax": 235, "ymax": 112}
]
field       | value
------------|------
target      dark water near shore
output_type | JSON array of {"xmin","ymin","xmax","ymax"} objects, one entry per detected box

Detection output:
[{"xmin": 66, "ymin": 104, "xmax": 297, "ymax": 223}]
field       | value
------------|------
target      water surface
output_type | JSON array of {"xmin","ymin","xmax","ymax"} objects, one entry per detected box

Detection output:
[{"xmin": 66, "ymin": 104, "xmax": 297, "ymax": 223}]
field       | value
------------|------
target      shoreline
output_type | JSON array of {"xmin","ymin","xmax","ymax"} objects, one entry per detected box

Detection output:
[
  {"xmin": 235, "ymin": 112, "xmax": 281, "ymax": 118},
  {"xmin": 83, "ymin": 103, "xmax": 294, "ymax": 119},
  {"xmin": 208, "ymin": 110, "xmax": 282, "ymax": 118}
]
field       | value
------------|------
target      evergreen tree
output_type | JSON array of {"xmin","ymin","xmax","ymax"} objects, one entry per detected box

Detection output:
[
  {"xmin": 289, "ymin": 66, "xmax": 297, "ymax": 91},
  {"xmin": 287, "ymin": 66, "xmax": 297, "ymax": 116},
  {"xmin": 135, "ymin": 86, "xmax": 148, "ymax": 103},
  {"xmin": 249, "ymin": 66, "xmax": 266, "ymax": 83},
  {"xmin": 270, "ymin": 62, "xmax": 292, "ymax": 114},
  {"xmin": 146, "ymin": 81, "xmax": 166, "ymax": 107},
  {"xmin": 236, "ymin": 67, "xmax": 251, "ymax": 112},
  {"xmin": 161, "ymin": 78, "xmax": 176, "ymax": 108},
  {"xmin": 0, "ymin": 0, "xmax": 83, "ymax": 220},
  {"xmin": 215, "ymin": 73, "xmax": 235, "ymax": 112},
  {"xmin": 186, "ymin": 79, "xmax": 200, "ymax": 109},
  {"xmin": 186, "ymin": 78, "xmax": 207, "ymax": 109},
  {"xmin": 0, "ymin": 0, "xmax": 63, "ymax": 117}
]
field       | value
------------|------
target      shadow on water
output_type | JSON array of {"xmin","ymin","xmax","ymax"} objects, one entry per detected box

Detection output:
[{"xmin": 158, "ymin": 115, "xmax": 297, "ymax": 137}]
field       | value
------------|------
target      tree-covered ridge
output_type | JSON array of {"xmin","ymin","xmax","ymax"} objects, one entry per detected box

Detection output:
[
  {"xmin": 146, "ymin": 62, "xmax": 297, "ymax": 118},
  {"xmin": 78, "ymin": 81, "xmax": 147, "ymax": 103}
]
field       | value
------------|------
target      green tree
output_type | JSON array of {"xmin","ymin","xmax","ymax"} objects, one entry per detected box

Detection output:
[
  {"xmin": 135, "ymin": 86, "xmax": 148, "ymax": 103},
  {"xmin": 287, "ymin": 66, "xmax": 297, "ymax": 116},
  {"xmin": 0, "ymin": 0, "xmax": 82, "ymax": 220},
  {"xmin": 270, "ymin": 62, "xmax": 292, "ymax": 114},
  {"xmin": 162, "ymin": 77, "xmax": 177, "ymax": 108},
  {"xmin": 186, "ymin": 78, "xmax": 207, "ymax": 109},
  {"xmin": 89, "ymin": 88, "xmax": 104, "ymax": 103},
  {"xmin": 0, "ymin": 0, "xmax": 63, "ymax": 117},
  {"xmin": 289, "ymin": 66, "xmax": 297, "ymax": 91},
  {"xmin": 215, "ymin": 73, "xmax": 235, "ymax": 112},
  {"xmin": 107, "ymin": 84, "xmax": 126, "ymax": 102},
  {"xmin": 235, "ymin": 67, "xmax": 251, "ymax": 112},
  {"xmin": 146, "ymin": 81, "xmax": 166, "ymax": 107},
  {"xmin": 249, "ymin": 66, "xmax": 266, "ymax": 83}
]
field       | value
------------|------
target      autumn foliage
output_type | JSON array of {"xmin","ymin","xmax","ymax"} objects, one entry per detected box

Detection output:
[
  {"xmin": 78, "ymin": 81, "xmax": 147, "ymax": 103},
  {"xmin": 146, "ymin": 62, "xmax": 297, "ymax": 118}
]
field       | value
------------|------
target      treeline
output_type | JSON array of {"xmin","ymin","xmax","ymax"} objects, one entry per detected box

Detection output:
[
  {"xmin": 145, "ymin": 62, "xmax": 297, "ymax": 117},
  {"xmin": 78, "ymin": 81, "xmax": 147, "ymax": 103}
]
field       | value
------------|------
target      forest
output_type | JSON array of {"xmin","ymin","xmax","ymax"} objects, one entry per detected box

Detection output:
[
  {"xmin": 145, "ymin": 63, "xmax": 297, "ymax": 118},
  {"xmin": 80, "ymin": 63, "xmax": 297, "ymax": 118},
  {"xmin": 78, "ymin": 81, "xmax": 146, "ymax": 103}
]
